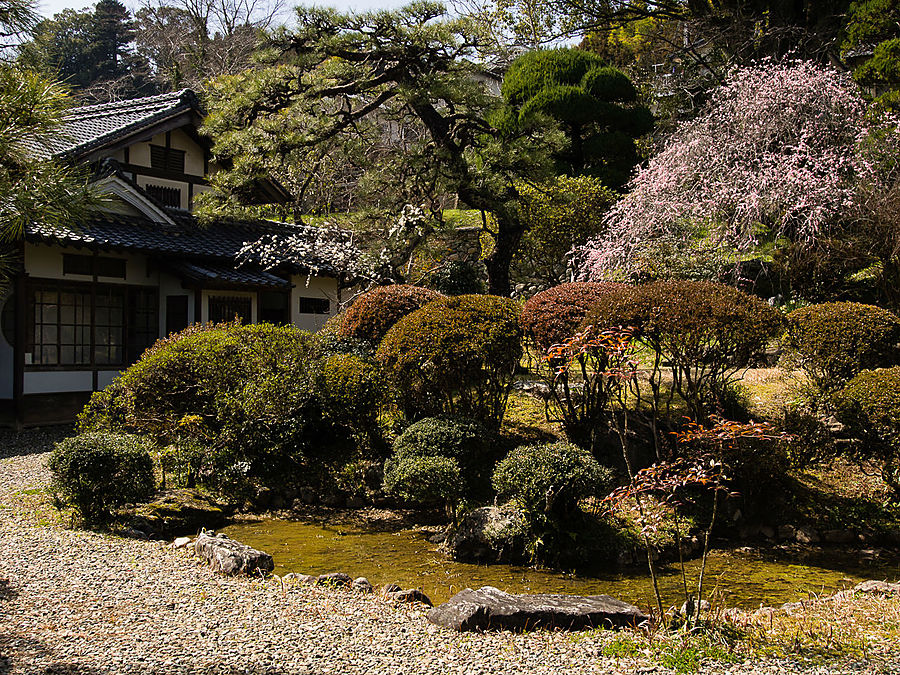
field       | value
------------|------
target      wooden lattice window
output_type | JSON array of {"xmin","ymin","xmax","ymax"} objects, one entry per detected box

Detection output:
[
  {"xmin": 145, "ymin": 184, "xmax": 182, "ymax": 208},
  {"xmin": 208, "ymin": 296, "xmax": 251, "ymax": 324},
  {"xmin": 149, "ymin": 144, "xmax": 186, "ymax": 174}
]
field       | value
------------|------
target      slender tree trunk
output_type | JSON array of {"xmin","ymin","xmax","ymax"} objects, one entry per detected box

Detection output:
[{"xmin": 484, "ymin": 214, "xmax": 525, "ymax": 297}]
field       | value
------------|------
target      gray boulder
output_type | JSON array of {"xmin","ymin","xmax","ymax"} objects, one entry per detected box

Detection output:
[
  {"xmin": 194, "ymin": 532, "xmax": 274, "ymax": 576},
  {"xmin": 445, "ymin": 506, "xmax": 527, "ymax": 563},
  {"xmin": 386, "ymin": 589, "xmax": 432, "ymax": 606},
  {"xmin": 316, "ymin": 572, "xmax": 352, "ymax": 587},
  {"xmin": 854, "ymin": 580, "xmax": 900, "ymax": 594},
  {"xmin": 426, "ymin": 586, "xmax": 648, "ymax": 632},
  {"xmin": 352, "ymin": 577, "xmax": 374, "ymax": 593}
]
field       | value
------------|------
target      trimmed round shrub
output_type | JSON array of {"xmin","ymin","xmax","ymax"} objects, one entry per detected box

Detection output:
[
  {"xmin": 834, "ymin": 367, "xmax": 900, "ymax": 495},
  {"xmin": 376, "ymin": 294, "xmax": 523, "ymax": 426},
  {"xmin": 318, "ymin": 353, "xmax": 383, "ymax": 433},
  {"xmin": 584, "ymin": 280, "xmax": 783, "ymax": 420},
  {"xmin": 786, "ymin": 302, "xmax": 900, "ymax": 392},
  {"xmin": 492, "ymin": 441, "xmax": 613, "ymax": 519},
  {"xmin": 339, "ymin": 285, "xmax": 441, "ymax": 345},
  {"xmin": 382, "ymin": 455, "xmax": 462, "ymax": 510},
  {"xmin": 49, "ymin": 433, "xmax": 155, "ymax": 525},
  {"xmin": 392, "ymin": 416, "xmax": 488, "ymax": 464},
  {"xmin": 385, "ymin": 416, "xmax": 491, "ymax": 503},
  {"xmin": 521, "ymin": 281, "xmax": 625, "ymax": 351}
]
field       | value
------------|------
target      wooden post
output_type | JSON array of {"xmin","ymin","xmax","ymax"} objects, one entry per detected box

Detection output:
[
  {"xmin": 13, "ymin": 258, "xmax": 26, "ymax": 430},
  {"xmin": 194, "ymin": 287, "xmax": 202, "ymax": 325}
]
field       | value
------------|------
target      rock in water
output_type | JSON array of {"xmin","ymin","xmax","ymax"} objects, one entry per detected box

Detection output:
[
  {"xmin": 194, "ymin": 532, "xmax": 274, "ymax": 576},
  {"xmin": 129, "ymin": 489, "xmax": 227, "ymax": 537},
  {"xmin": 426, "ymin": 586, "xmax": 648, "ymax": 632},
  {"xmin": 445, "ymin": 506, "xmax": 526, "ymax": 563}
]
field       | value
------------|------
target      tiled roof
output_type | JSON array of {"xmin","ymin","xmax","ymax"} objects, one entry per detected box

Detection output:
[
  {"xmin": 167, "ymin": 260, "xmax": 292, "ymax": 288},
  {"xmin": 33, "ymin": 90, "xmax": 200, "ymax": 159},
  {"xmin": 26, "ymin": 210, "xmax": 345, "ymax": 278}
]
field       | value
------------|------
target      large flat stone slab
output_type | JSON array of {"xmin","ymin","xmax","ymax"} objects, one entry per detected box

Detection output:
[
  {"xmin": 194, "ymin": 532, "xmax": 274, "ymax": 576},
  {"xmin": 426, "ymin": 586, "xmax": 648, "ymax": 632}
]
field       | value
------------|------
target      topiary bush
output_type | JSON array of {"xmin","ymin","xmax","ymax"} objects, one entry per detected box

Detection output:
[
  {"xmin": 384, "ymin": 416, "xmax": 491, "ymax": 509},
  {"xmin": 492, "ymin": 441, "xmax": 614, "ymax": 521},
  {"xmin": 339, "ymin": 285, "xmax": 441, "ymax": 345},
  {"xmin": 834, "ymin": 367, "xmax": 900, "ymax": 496},
  {"xmin": 584, "ymin": 281, "xmax": 783, "ymax": 421},
  {"xmin": 48, "ymin": 432, "xmax": 155, "ymax": 526},
  {"xmin": 391, "ymin": 415, "xmax": 488, "ymax": 466},
  {"xmin": 521, "ymin": 281, "xmax": 625, "ymax": 352},
  {"xmin": 318, "ymin": 353, "xmax": 384, "ymax": 442},
  {"xmin": 78, "ymin": 322, "xmax": 324, "ymax": 493},
  {"xmin": 786, "ymin": 302, "xmax": 900, "ymax": 392},
  {"xmin": 383, "ymin": 454, "xmax": 463, "ymax": 513},
  {"xmin": 377, "ymin": 294, "xmax": 523, "ymax": 427}
]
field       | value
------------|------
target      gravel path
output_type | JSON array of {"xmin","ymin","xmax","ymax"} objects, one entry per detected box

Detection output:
[{"xmin": 0, "ymin": 429, "xmax": 896, "ymax": 675}]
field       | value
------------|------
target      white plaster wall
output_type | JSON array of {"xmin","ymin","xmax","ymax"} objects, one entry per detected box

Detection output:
[
  {"xmin": 201, "ymin": 289, "xmax": 257, "ymax": 324},
  {"xmin": 25, "ymin": 244, "xmax": 159, "ymax": 286},
  {"xmin": 0, "ymin": 289, "xmax": 13, "ymax": 399},
  {"xmin": 24, "ymin": 371, "xmax": 92, "ymax": 394},
  {"xmin": 291, "ymin": 275, "xmax": 338, "ymax": 332},
  {"xmin": 97, "ymin": 370, "xmax": 121, "ymax": 389},
  {"xmin": 130, "ymin": 129, "xmax": 206, "ymax": 177}
]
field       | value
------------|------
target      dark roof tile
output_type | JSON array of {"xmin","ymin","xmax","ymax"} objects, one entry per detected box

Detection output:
[{"xmin": 25, "ymin": 210, "xmax": 345, "ymax": 278}]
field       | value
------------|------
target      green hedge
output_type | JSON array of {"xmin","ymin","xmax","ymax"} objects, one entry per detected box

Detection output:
[
  {"xmin": 492, "ymin": 441, "xmax": 613, "ymax": 520},
  {"xmin": 834, "ymin": 367, "xmax": 900, "ymax": 495},
  {"xmin": 78, "ymin": 323, "xmax": 325, "ymax": 492},
  {"xmin": 787, "ymin": 302, "xmax": 900, "ymax": 392},
  {"xmin": 49, "ymin": 433, "xmax": 155, "ymax": 525}
]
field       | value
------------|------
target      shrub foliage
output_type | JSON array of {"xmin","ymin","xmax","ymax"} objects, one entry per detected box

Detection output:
[
  {"xmin": 521, "ymin": 281, "xmax": 625, "ymax": 351},
  {"xmin": 339, "ymin": 285, "xmax": 441, "ymax": 345},
  {"xmin": 383, "ymin": 416, "xmax": 487, "ymax": 510},
  {"xmin": 49, "ymin": 433, "xmax": 155, "ymax": 525},
  {"xmin": 834, "ymin": 367, "xmax": 900, "ymax": 496},
  {"xmin": 786, "ymin": 302, "xmax": 900, "ymax": 392},
  {"xmin": 584, "ymin": 281, "xmax": 783, "ymax": 420},
  {"xmin": 78, "ymin": 323, "xmax": 332, "ymax": 492},
  {"xmin": 377, "ymin": 294, "xmax": 523, "ymax": 426},
  {"xmin": 492, "ymin": 441, "xmax": 613, "ymax": 520}
]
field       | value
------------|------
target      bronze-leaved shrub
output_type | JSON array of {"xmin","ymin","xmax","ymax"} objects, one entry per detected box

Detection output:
[
  {"xmin": 584, "ymin": 281, "xmax": 783, "ymax": 420},
  {"xmin": 376, "ymin": 294, "xmax": 522, "ymax": 427},
  {"xmin": 339, "ymin": 285, "xmax": 441, "ymax": 345},
  {"xmin": 521, "ymin": 281, "xmax": 624, "ymax": 352}
]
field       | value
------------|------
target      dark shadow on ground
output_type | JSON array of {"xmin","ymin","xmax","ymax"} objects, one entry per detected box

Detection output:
[{"xmin": 0, "ymin": 426, "xmax": 74, "ymax": 460}]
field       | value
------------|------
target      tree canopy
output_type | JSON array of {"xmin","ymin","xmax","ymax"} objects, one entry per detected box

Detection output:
[
  {"xmin": 201, "ymin": 1, "xmax": 562, "ymax": 296},
  {"xmin": 574, "ymin": 60, "xmax": 889, "ymax": 288},
  {"xmin": 500, "ymin": 47, "xmax": 652, "ymax": 188},
  {"xmin": 1, "ymin": 0, "xmax": 103, "ymax": 287}
]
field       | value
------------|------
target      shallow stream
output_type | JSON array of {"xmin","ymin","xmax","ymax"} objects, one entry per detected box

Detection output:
[{"xmin": 222, "ymin": 518, "xmax": 900, "ymax": 610}]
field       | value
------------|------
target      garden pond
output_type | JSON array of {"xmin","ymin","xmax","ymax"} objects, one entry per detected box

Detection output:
[{"xmin": 222, "ymin": 518, "xmax": 900, "ymax": 609}]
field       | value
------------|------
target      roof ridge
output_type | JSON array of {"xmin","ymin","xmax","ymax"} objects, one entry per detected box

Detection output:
[{"xmin": 64, "ymin": 89, "xmax": 195, "ymax": 118}]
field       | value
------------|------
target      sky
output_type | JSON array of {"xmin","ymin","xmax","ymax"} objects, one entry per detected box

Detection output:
[{"xmin": 37, "ymin": 0, "xmax": 410, "ymax": 17}]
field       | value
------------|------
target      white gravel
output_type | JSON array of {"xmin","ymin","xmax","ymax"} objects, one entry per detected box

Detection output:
[{"xmin": 0, "ymin": 428, "xmax": 895, "ymax": 675}]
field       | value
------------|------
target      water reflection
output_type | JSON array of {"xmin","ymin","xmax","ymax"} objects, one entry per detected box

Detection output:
[{"xmin": 222, "ymin": 519, "xmax": 900, "ymax": 608}]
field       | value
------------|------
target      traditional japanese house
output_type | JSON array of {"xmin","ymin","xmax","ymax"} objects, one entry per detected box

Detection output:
[{"xmin": 1, "ymin": 90, "xmax": 349, "ymax": 427}]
